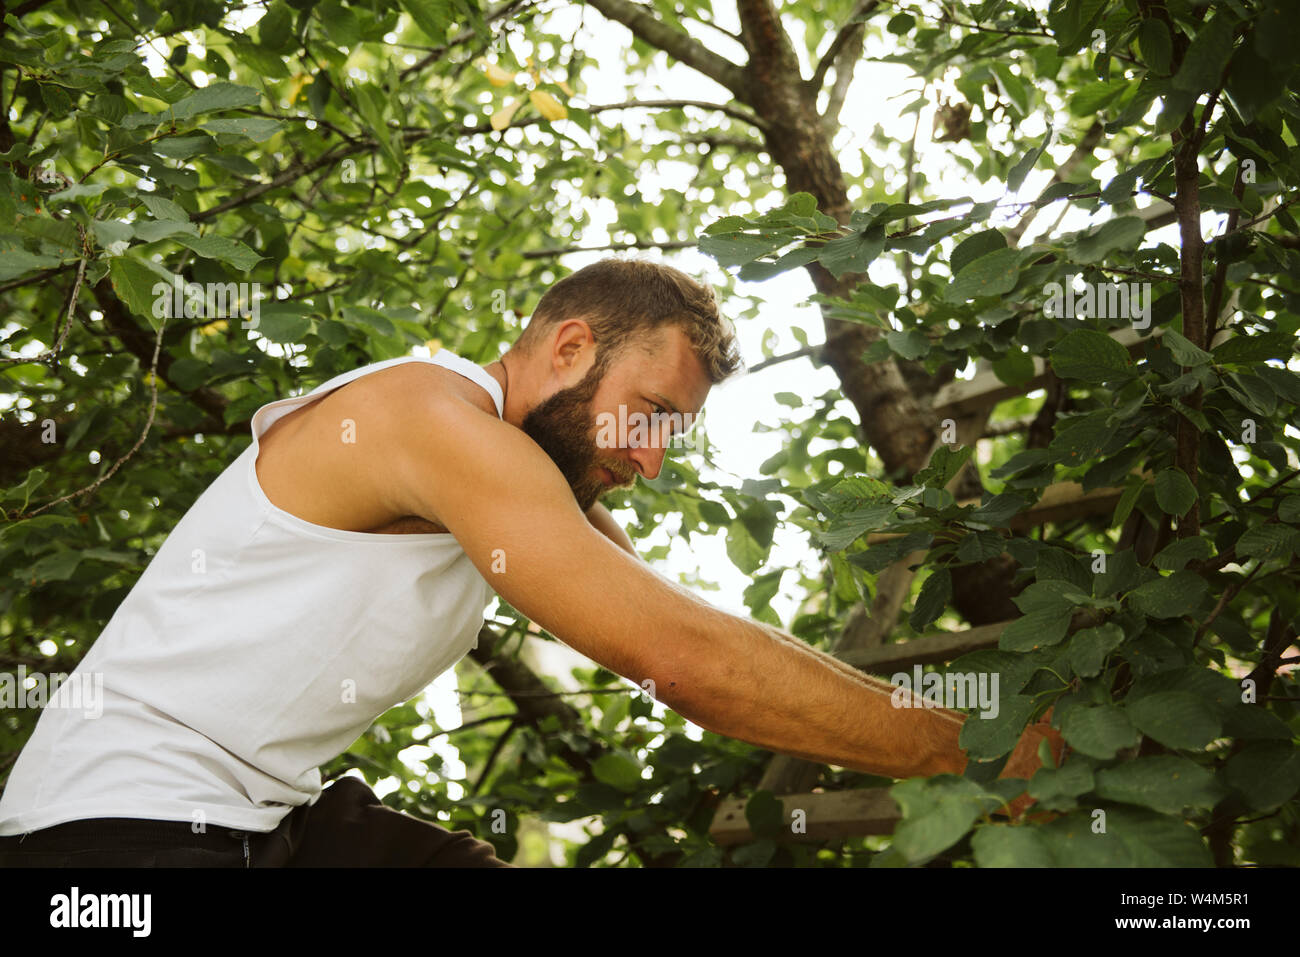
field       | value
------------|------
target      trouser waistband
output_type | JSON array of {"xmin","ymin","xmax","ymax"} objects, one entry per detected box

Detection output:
[{"xmin": 0, "ymin": 817, "xmax": 271, "ymax": 850}]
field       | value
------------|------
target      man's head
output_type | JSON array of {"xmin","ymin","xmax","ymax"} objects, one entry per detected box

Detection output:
[{"xmin": 504, "ymin": 258, "xmax": 742, "ymax": 510}]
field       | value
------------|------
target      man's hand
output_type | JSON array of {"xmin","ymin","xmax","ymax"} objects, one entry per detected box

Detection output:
[{"xmin": 990, "ymin": 707, "xmax": 1066, "ymax": 820}]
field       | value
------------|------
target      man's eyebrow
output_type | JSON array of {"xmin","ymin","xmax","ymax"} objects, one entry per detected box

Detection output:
[{"xmin": 650, "ymin": 391, "xmax": 682, "ymax": 416}]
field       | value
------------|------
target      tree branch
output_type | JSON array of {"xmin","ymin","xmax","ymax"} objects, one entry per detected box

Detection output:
[
  {"xmin": 460, "ymin": 97, "xmax": 771, "ymax": 135},
  {"xmin": 747, "ymin": 344, "xmax": 819, "ymax": 372},
  {"xmin": 399, "ymin": 0, "xmax": 535, "ymax": 80},
  {"xmin": 1007, "ymin": 121, "xmax": 1104, "ymax": 246},
  {"xmin": 809, "ymin": 0, "xmax": 878, "ymax": 94},
  {"xmin": 582, "ymin": 0, "xmax": 749, "ymax": 97},
  {"xmin": 521, "ymin": 238, "xmax": 696, "ymax": 258}
]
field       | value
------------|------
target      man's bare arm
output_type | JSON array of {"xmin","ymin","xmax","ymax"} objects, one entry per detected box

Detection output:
[
  {"xmin": 586, "ymin": 502, "xmax": 638, "ymax": 557},
  {"xmin": 385, "ymin": 384, "xmax": 987, "ymax": 781}
]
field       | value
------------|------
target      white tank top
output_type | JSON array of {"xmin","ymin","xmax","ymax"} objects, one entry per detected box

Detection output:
[{"xmin": 0, "ymin": 350, "xmax": 505, "ymax": 835}]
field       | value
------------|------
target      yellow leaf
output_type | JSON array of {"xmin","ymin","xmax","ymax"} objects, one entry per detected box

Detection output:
[
  {"xmin": 286, "ymin": 74, "xmax": 309, "ymax": 104},
  {"xmin": 529, "ymin": 89, "xmax": 567, "ymax": 122},
  {"xmin": 199, "ymin": 319, "xmax": 228, "ymax": 336},
  {"xmin": 556, "ymin": 79, "xmax": 574, "ymax": 97},
  {"xmin": 142, "ymin": 372, "xmax": 157, "ymax": 388},
  {"xmin": 482, "ymin": 62, "xmax": 514, "ymax": 87},
  {"xmin": 425, "ymin": 338, "xmax": 442, "ymax": 353},
  {"xmin": 490, "ymin": 96, "xmax": 524, "ymax": 131}
]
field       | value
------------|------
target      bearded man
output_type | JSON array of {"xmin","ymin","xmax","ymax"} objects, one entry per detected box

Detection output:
[{"xmin": 0, "ymin": 257, "xmax": 1060, "ymax": 867}]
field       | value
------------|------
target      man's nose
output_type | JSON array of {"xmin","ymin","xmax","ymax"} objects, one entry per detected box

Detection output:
[{"xmin": 626, "ymin": 441, "xmax": 668, "ymax": 481}]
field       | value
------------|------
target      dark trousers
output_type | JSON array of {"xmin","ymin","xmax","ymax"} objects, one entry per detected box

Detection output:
[{"xmin": 0, "ymin": 776, "xmax": 515, "ymax": 867}]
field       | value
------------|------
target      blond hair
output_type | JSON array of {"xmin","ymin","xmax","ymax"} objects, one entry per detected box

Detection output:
[{"xmin": 511, "ymin": 257, "xmax": 742, "ymax": 382}]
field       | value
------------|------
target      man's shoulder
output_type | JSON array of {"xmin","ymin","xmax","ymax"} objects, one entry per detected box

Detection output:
[{"xmin": 351, "ymin": 358, "xmax": 500, "ymax": 421}]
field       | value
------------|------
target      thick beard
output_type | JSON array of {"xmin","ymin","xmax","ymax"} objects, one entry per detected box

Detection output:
[{"xmin": 521, "ymin": 358, "xmax": 629, "ymax": 511}]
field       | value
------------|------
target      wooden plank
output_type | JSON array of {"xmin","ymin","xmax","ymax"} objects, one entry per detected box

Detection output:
[
  {"xmin": 838, "ymin": 620, "xmax": 1012, "ymax": 673},
  {"xmin": 709, "ymin": 788, "xmax": 901, "ymax": 845},
  {"xmin": 1007, "ymin": 480, "xmax": 1122, "ymax": 531},
  {"xmin": 933, "ymin": 323, "xmax": 1241, "ymax": 419},
  {"xmin": 933, "ymin": 326, "xmax": 1168, "ymax": 418},
  {"xmin": 862, "ymin": 480, "xmax": 1127, "ymax": 544}
]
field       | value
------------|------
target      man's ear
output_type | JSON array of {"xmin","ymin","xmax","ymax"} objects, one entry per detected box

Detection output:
[{"xmin": 550, "ymin": 317, "xmax": 598, "ymax": 375}]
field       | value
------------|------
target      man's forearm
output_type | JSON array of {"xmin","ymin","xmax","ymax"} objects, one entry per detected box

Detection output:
[
  {"xmin": 585, "ymin": 502, "xmax": 638, "ymax": 556},
  {"xmin": 672, "ymin": 609, "xmax": 970, "ymax": 780}
]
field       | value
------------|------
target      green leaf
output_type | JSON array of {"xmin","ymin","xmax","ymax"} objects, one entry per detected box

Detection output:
[
  {"xmin": 169, "ymin": 82, "xmax": 261, "ymax": 120},
  {"xmin": 1221, "ymin": 703, "xmax": 1293, "ymax": 741},
  {"xmin": 744, "ymin": 789, "xmax": 785, "ymax": 840},
  {"xmin": 1013, "ymin": 579, "xmax": 1091, "ymax": 615},
  {"xmin": 998, "ymin": 609, "xmax": 1072, "ymax": 651},
  {"xmin": 319, "ymin": 0, "xmax": 361, "ymax": 47},
  {"xmin": 1137, "ymin": 17, "xmax": 1173, "ymax": 75},
  {"xmin": 909, "ymin": 568, "xmax": 951, "ymax": 631},
  {"xmin": 1235, "ymin": 524, "xmax": 1300, "ymax": 562},
  {"xmin": 885, "ymin": 328, "xmax": 929, "ymax": 359},
  {"xmin": 958, "ymin": 693, "xmax": 1037, "ymax": 760},
  {"xmin": 972, "ymin": 824, "xmax": 1054, "ymax": 867},
  {"xmin": 138, "ymin": 193, "xmax": 189, "ymax": 221},
  {"xmin": 399, "ymin": 0, "xmax": 453, "ymax": 41},
  {"xmin": 200, "ymin": 118, "xmax": 285, "ymax": 142},
  {"xmin": 1154, "ymin": 468, "xmax": 1197, "ymax": 517},
  {"xmin": 1125, "ymin": 692, "xmax": 1222, "ymax": 750},
  {"xmin": 967, "ymin": 492, "xmax": 1031, "ymax": 526},
  {"xmin": 108, "ymin": 255, "xmax": 166, "ymax": 326},
  {"xmin": 1007, "ymin": 129, "xmax": 1052, "ymax": 192},
  {"xmin": 1060, "ymin": 704, "xmax": 1139, "ymax": 759},
  {"xmin": 725, "ymin": 519, "xmax": 766, "ymax": 574},
  {"xmin": 257, "ymin": 1, "xmax": 295, "ymax": 50},
  {"xmin": 698, "ymin": 232, "xmax": 790, "ymax": 269},
  {"xmin": 890, "ymin": 775, "xmax": 1003, "ymax": 863},
  {"xmin": 738, "ymin": 244, "xmax": 819, "ymax": 281},
  {"xmin": 1093, "ymin": 756, "xmax": 1224, "ymax": 814},
  {"xmin": 591, "ymin": 753, "xmax": 643, "ymax": 793},
  {"xmin": 28, "ymin": 547, "xmax": 84, "ymax": 582},
  {"xmin": 229, "ymin": 38, "xmax": 290, "ymax": 79},
  {"xmin": 730, "ymin": 838, "xmax": 776, "ymax": 867},
  {"xmin": 338, "ymin": 304, "xmax": 396, "ymax": 337},
  {"xmin": 174, "ymin": 234, "xmax": 262, "ymax": 272},
  {"xmin": 1069, "ymin": 215, "xmax": 1146, "ymax": 264},
  {"xmin": 254, "ymin": 303, "xmax": 313, "ymax": 343},
  {"xmin": 1152, "ymin": 536, "xmax": 1212, "ymax": 571},
  {"xmin": 942, "ymin": 247, "xmax": 1022, "ymax": 302},
  {"xmin": 1070, "ymin": 79, "xmax": 1128, "ymax": 115},
  {"xmin": 1039, "ymin": 806, "xmax": 1212, "ymax": 866},
  {"xmin": 992, "ymin": 350, "xmax": 1035, "ymax": 387},
  {"xmin": 1171, "ymin": 16, "xmax": 1234, "ymax": 96},
  {"xmin": 914, "ymin": 445, "xmax": 973, "ymax": 489},
  {"xmin": 1049, "ymin": 329, "xmax": 1131, "ymax": 383},
  {"xmin": 1126, "ymin": 570, "xmax": 1207, "ymax": 619},
  {"xmin": 1028, "ymin": 760, "xmax": 1096, "ymax": 812},
  {"xmin": 1161, "ymin": 327, "xmax": 1213, "ymax": 366},
  {"xmin": 817, "ymin": 225, "xmax": 885, "ymax": 280},
  {"xmin": 950, "ymin": 229, "xmax": 1006, "ymax": 276},
  {"xmin": 812, "ymin": 504, "xmax": 897, "ymax": 550},
  {"xmin": 2, "ymin": 467, "xmax": 49, "ymax": 511},
  {"xmin": 0, "ymin": 247, "xmax": 64, "ymax": 280},
  {"xmin": 1224, "ymin": 743, "xmax": 1300, "ymax": 811},
  {"xmin": 1212, "ymin": 331, "xmax": 1296, "ymax": 363},
  {"xmin": 1067, "ymin": 623, "xmax": 1125, "ymax": 677}
]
